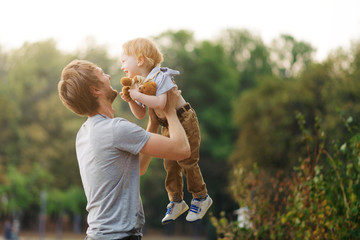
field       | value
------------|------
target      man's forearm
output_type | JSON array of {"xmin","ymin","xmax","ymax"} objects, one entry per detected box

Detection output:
[
  {"xmin": 139, "ymin": 116, "xmax": 160, "ymax": 175},
  {"xmin": 146, "ymin": 115, "xmax": 160, "ymax": 133},
  {"xmin": 166, "ymin": 111, "xmax": 190, "ymax": 158}
]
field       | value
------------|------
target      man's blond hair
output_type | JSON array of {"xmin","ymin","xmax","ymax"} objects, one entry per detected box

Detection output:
[
  {"xmin": 122, "ymin": 38, "xmax": 163, "ymax": 69},
  {"xmin": 58, "ymin": 60, "xmax": 102, "ymax": 116}
]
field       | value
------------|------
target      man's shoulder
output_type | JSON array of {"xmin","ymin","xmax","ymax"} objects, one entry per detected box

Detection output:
[{"xmin": 83, "ymin": 115, "xmax": 130, "ymax": 133}]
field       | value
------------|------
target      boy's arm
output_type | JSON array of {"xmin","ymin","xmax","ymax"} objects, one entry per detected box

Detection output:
[
  {"xmin": 129, "ymin": 88, "xmax": 167, "ymax": 110},
  {"xmin": 128, "ymin": 100, "xmax": 147, "ymax": 120},
  {"xmin": 119, "ymin": 91, "xmax": 146, "ymax": 119}
]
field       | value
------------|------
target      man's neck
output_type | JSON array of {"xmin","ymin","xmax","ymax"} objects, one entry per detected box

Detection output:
[{"xmin": 89, "ymin": 99, "xmax": 115, "ymax": 118}]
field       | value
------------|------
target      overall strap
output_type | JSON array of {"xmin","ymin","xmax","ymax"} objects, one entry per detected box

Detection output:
[{"xmin": 145, "ymin": 70, "xmax": 161, "ymax": 83}]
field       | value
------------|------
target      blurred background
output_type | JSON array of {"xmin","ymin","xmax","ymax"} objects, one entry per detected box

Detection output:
[{"xmin": 1, "ymin": 0, "xmax": 359, "ymax": 239}]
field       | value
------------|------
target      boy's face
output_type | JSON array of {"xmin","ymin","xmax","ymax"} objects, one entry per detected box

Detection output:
[{"xmin": 120, "ymin": 52, "xmax": 140, "ymax": 78}]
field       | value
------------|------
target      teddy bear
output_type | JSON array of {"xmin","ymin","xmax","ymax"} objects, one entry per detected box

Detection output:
[
  {"xmin": 120, "ymin": 76, "xmax": 157, "ymax": 100},
  {"xmin": 139, "ymin": 81, "xmax": 157, "ymax": 96}
]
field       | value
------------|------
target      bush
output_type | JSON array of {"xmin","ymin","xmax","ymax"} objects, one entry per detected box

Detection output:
[{"xmin": 211, "ymin": 112, "xmax": 360, "ymax": 239}]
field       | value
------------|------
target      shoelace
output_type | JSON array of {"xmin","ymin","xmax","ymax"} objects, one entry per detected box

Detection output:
[{"xmin": 165, "ymin": 202, "xmax": 175, "ymax": 215}]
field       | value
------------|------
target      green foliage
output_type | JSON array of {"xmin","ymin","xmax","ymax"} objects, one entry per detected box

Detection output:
[
  {"xmin": 211, "ymin": 113, "xmax": 360, "ymax": 239},
  {"xmin": 280, "ymin": 113, "xmax": 360, "ymax": 239},
  {"xmin": 231, "ymin": 47, "xmax": 360, "ymax": 172},
  {"xmin": 270, "ymin": 34, "xmax": 315, "ymax": 78},
  {"xmin": 47, "ymin": 186, "xmax": 86, "ymax": 215},
  {"xmin": 0, "ymin": 163, "xmax": 52, "ymax": 216}
]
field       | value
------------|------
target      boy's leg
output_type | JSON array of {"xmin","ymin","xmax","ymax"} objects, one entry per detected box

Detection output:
[
  {"xmin": 181, "ymin": 162, "xmax": 208, "ymax": 199},
  {"xmin": 163, "ymin": 159, "xmax": 184, "ymax": 202},
  {"xmin": 162, "ymin": 126, "xmax": 184, "ymax": 202},
  {"xmin": 181, "ymin": 159, "xmax": 212, "ymax": 222},
  {"xmin": 178, "ymin": 109, "xmax": 207, "ymax": 199},
  {"xmin": 161, "ymin": 126, "xmax": 188, "ymax": 224},
  {"xmin": 177, "ymin": 110, "xmax": 212, "ymax": 222}
]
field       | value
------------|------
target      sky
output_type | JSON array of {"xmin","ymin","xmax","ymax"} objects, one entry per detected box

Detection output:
[{"xmin": 0, "ymin": 0, "xmax": 359, "ymax": 61}]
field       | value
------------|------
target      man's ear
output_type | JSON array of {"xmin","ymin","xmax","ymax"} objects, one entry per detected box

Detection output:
[
  {"xmin": 137, "ymin": 56, "xmax": 145, "ymax": 66},
  {"xmin": 89, "ymin": 85, "xmax": 101, "ymax": 97}
]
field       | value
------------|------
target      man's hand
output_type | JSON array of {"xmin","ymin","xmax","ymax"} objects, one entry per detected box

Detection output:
[{"xmin": 164, "ymin": 85, "xmax": 181, "ymax": 116}]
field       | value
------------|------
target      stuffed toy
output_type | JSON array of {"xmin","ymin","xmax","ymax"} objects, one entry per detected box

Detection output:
[
  {"xmin": 120, "ymin": 76, "xmax": 157, "ymax": 100},
  {"xmin": 139, "ymin": 81, "xmax": 157, "ymax": 96}
]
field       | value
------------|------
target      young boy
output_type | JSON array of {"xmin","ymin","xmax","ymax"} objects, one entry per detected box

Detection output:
[{"xmin": 120, "ymin": 38, "xmax": 212, "ymax": 224}]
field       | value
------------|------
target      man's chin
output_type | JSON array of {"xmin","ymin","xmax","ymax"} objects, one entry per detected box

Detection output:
[{"xmin": 108, "ymin": 89, "xmax": 118, "ymax": 103}]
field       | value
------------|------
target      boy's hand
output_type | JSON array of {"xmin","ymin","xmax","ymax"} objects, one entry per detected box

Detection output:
[
  {"xmin": 129, "ymin": 88, "xmax": 142, "ymax": 101},
  {"xmin": 119, "ymin": 91, "xmax": 131, "ymax": 102},
  {"xmin": 164, "ymin": 85, "xmax": 181, "ymax": 116}
]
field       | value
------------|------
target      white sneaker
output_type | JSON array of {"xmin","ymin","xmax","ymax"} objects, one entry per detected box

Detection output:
[
  {"xmin": 186, "ymin": 195, "xmax": 213, "ymax": 222},
  {"xmin": 161, "ymin": 200, "xmax": 189, "ymax": 224}
]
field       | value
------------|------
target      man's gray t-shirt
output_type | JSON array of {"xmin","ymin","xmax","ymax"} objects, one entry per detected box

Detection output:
[{"xmin": 76, "ymin": 114, "xmax": 150, "ymax": 240}]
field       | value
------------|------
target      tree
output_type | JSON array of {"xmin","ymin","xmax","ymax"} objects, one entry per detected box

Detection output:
[
  {"xmin": 231, "ymin": 39, "xmax": 360, "ymax": 175},
  {"xmin": 217, "ymin": 29, "xmax": 272, "ymax": 91},
  {"xmin": 270, "ymin": 34, "xmax": 315, "ymax": 78},
  {"xmin": 0, "ymin": 164, "xmax": 52, "ymax": 218},
  {"xmin": 230, "ymin": 75, "xmax": 302, "ymax": 171}
]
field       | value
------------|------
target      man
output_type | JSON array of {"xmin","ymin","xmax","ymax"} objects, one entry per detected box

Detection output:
[{"xmin": 58, "ymin": 59, "xmax": 190, "ymax": 240}]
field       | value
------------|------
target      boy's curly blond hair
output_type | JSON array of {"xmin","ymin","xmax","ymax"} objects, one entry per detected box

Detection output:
[{"xmin": 122, "ymin": 38, "xmax": 163, "ymax": 69}]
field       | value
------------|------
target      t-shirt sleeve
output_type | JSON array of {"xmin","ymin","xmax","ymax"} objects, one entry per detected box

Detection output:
[
  {"xmin": 112, "ymin": 118, "xmax": 150, "ymax": 155},
  {"xmin": 155, "ymin": 73, "xmax": 175, "ymax": 96}
]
